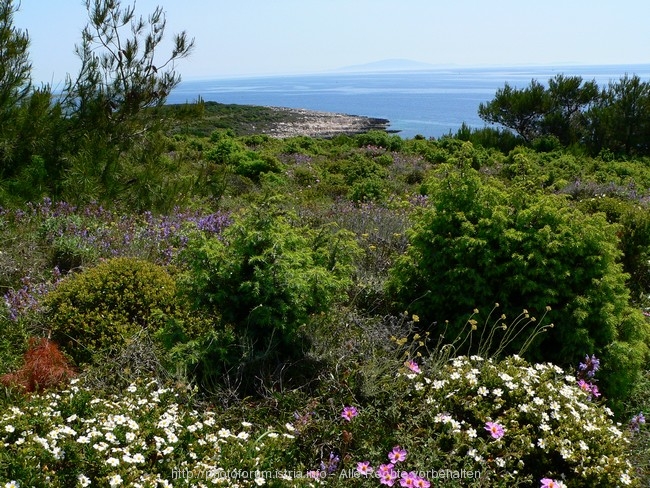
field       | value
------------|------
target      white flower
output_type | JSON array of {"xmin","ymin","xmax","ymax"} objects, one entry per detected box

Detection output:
[
  {"xmin": 106, "ymin": 457, "xmax": 120, "ymax": 467},
  {"xmin": 125, "ymin": 432, "xmax": 136, "ymax": 442},
  {"xmin": 254, "ymin": 476, "xmax": 266, "ymax": 486},
  {"xmin": 93, "ymin": 442, "xmax": 108, "ymax": 451},
  {"xmin": 498, "ymin": 373, "xmax": 513, "ymax": 382},
  {"xmin": 237, "ymin": 431, "xmax": 250, "ymax": 440},
  {"xmin": 127, "ymin": 384, "xmax": 137, "ymax": 393},
  {"xmin": 466, "ymin": 428, "xmax": 477, "ymax": 438},
  {"xmin": 608, "ymin": 426, "xmax": 623, "ymax": 437},
  {"xmin": 4, "ymin": 481, "xmax": 19, "ymax": 488},
  {"xmin": 241, "ymin": 421, "xmax": 253, "ymax": 428},
  {"xmin": 537, "ymin": 438, "xmax": 546, "ymax": 449},
  {"xmin": 492, "ymin": 388, "xmax": 503, "ymax": 397},
  {"xmin": 77, "ymin": 474, "xmax": 91, "ymax": 487},
  {"xmin": 132, "ymin": 453, "xmax": 145, "ymax": 463},
  {"xmin": 162, "ymin": 446, "xmax": 174, "ymax": 455},
  {"xmin": 620, "ymin": 473, "xmax": 632, "ymax": 485},
  {"xmin": 495, "ymin": 457, "xmax": 506, "ymax": 467},
  {"xmin": 285, "ymin": 423, "xmax": 295, "ymax": 432},
  {"xmin": 433, "ymin": 380, "xmax": 447, "ymax": 389},
  {"xmin": 267, "ymin": 432, "xmax": 279, "ymax": 439},
  {"xmin": 108, "ymin": 474, "xmax": 122, "ymax": 487},
  {"xmin": 4, "ymin": 425, "xmax": 15, "ymax": 433},
  {"xmin": 477, "ymin": 386, "xmax": 489, "ymax": 396}
]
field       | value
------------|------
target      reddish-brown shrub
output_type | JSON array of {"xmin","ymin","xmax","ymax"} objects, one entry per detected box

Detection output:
[{"xmin": 0, "ymin": 337, "xmax": 76, "ymax": 393}]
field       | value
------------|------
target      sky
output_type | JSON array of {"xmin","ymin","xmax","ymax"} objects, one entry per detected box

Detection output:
[{"xmin": 15, "ymin": 0, "xmax": 650, "ymax": 85}]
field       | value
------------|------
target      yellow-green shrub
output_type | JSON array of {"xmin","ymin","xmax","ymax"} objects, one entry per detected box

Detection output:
[{"xmin": 44, "ymin": 258, "xmax": 204, "ymax": 366}]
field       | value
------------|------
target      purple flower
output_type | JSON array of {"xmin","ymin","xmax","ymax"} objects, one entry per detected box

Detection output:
[
  {"xmin": 341, "ymin": 406, "xmax": 358, "ymax": 421},
  {"xmin": 356, "ymin": 461, "xmax": 373, "ymax": 476},
  {"xmin": 321, "ymin": 451, "xmax": 340, "ymax": 474},
  {"xmin": 484, "ymin": 421, "xmax": 505, "ymax": 439},
  {"xmin": 578, "ymin": 354, "xmax": 600, "ymax": 379},
  {"xmin": 630, "ymin": 412, "xmax": 646, "ymax": 433},
  {"xmin": 388, "ymin": 445, "xmax": 407, "ymax": 463}
]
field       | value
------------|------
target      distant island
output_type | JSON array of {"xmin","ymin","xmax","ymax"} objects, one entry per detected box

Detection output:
[{"xmin": 334, "ymin": 58, "xmax": 443, "ymax": 73}]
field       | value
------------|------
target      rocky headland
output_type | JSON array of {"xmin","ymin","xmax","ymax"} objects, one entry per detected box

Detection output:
[
  {"xmin": 261, "ymin": 107, "xmax": 391, "ymax": 138},
  {"xmin": 169, "ymin": 101, "xmax": 391, "ymax": 138}
]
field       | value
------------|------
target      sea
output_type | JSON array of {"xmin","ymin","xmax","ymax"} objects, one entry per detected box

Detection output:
[{"xmin": 168, "ymin": 64, "xmax": 650, "ymax": 139}]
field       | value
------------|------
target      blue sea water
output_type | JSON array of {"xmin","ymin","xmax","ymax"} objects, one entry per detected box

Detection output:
[{"xmin": 168, "ymin": 64, "xmax": 650, "ymax": 139}]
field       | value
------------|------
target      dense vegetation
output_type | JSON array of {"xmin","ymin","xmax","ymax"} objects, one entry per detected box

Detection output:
[{"xmin": 1, "ymin": 0, "xmax": 650, "ymax": 486}]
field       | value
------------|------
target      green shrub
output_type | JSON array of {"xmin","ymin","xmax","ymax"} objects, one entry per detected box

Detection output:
[
  {"xmin": 387, "ymin": 163, "xmax": 650, "ymax": 408},
  {"xmin": 43, "ymin": 257, "xmax": 209, "ymax": 367},
  {"xmin": 232, "ymin": 153, "xmax": 283, "ymax": 181},
  {"xmin": 578, "ymin": 196, "xmax": 650, "ymax": 302},
  {"xmin": 183, "ymin": 200, "xmax": 360, "ymax": 371},
  {"xmin": 348, "ymin": 177, "xmax": 387, "ymax": 203},
  {"xmin": 355, "ymin": 130, "xmax": 403, "ymax": 151},
  {"xmin": 342, "ymin": 154, "xmax": 388, "ymax": 185}
]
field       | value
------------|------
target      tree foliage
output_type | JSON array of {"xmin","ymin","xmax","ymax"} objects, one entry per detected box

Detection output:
[
  {"xmin": 63, "ymin": 0, "xmax": 194, "ymax": 139},
  {"xmin": 586, "ymin": 75, "xmax": 650, "ymax": 156},
  {"xmin": 478, "ymin": 75, "xmax": 599, "ymax": 146}
]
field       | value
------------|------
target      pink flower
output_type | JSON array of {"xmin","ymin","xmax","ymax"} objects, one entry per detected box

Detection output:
[
  {"xmin": 484, "ymin": 421, "xmax": 505, "ymax": 439},
  {"xmin": 540, "ymin": 479, "xmax": 565, "ymax": 488},
  {"xmin": 400, "ymin": 471, "xmax": 417, "ymax": 487},
  {"xmin": 413, "ymin": 477, "xmax": 431, "ymax": 488},
  {"xmin": 356, "ymin": 461, "xmax": 373, "ymax": 476},
  {"xmin": 380, "ymin": 466, "xmax": 398, "ymax": 486},
  {"xmin": 388, "ymin": 445, "xmax": 407, "ymax": 463},
  {"xmin": 341, "ymin": 406, "xmax": 358, "ymax": 421},
  {"xmin": 405, "ymin": 359, "xmax": 421, "ymax": 373},
  {"xmin": 377, "ymin": 463, "xmax": 395, "ymax": 476}
]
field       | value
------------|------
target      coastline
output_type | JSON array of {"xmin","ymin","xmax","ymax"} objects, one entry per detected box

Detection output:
[{"xmin": 260, "ymin": 107, "xmax": 391, "ymax": 138}]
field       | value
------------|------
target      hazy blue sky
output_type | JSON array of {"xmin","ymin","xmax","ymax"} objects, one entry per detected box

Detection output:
[{"xmin": 16, "ymin": 0, "xmax": 650, "ymax": 84}]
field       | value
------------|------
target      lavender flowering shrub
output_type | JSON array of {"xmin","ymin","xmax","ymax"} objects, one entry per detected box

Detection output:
[{"xmin": 1, "ymin": 199, "xmax": 231, "ymax": 320}]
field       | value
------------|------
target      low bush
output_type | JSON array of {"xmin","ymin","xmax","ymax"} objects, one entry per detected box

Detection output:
[
  {"xmin": 327, "ymin": 354, "xmax": 639, "ymax": 487},
  {"xmin": 0, "ymin": 378, "xmax": 299, "ymax": 487},
  {"xmin": 43, "ymin": 257, "xmax": 211, "ymax": 368}
]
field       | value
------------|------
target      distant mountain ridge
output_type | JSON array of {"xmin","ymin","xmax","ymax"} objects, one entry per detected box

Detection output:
[{"xmin": 334, "ymin": 58, "xmax": 445, "ymax": 73}]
